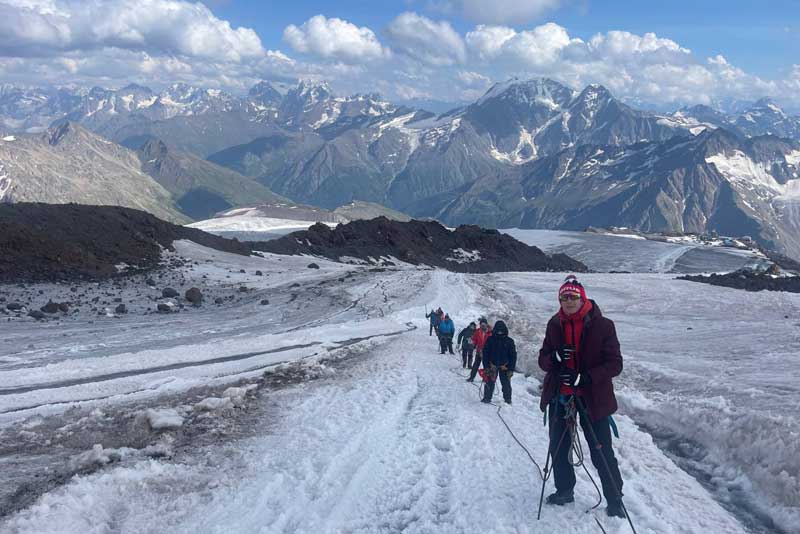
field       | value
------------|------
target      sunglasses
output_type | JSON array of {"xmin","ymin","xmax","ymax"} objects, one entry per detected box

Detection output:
[{"xmin": 559, "ymin": 294, "xmax": 582, "ymax": 302}]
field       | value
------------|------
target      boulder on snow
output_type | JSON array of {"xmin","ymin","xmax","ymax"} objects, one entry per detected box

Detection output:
[
  {"xmin": 57, "ymin": 302, "xmax": 70, "ymax": 313},
  {"xmin": 115, "ymin": 303, "xmax": 128, "ymax": 314},
  {"xmin": 238, "ymin": 286, "xmax": 248, "ymax": 293},
  {"xmin": 157, "ymin": 302, "xmax": 174, "ymax": 313},
  {"xmin": 260, "ymin": 299, "xmax": 270, "ymax": 305},
  {"xmin": 162, "ymin": 287, "xmax": 179, "ymax": 298},
  {"xmin": 307, "ymin": 263, "xmax": 320, "ymax": 269},
  {"xmin": 6, "ymin": 302, "xmax": 24, "ymax": 311},
  {"xmin": 40, "ymin": 300, "xmax": 59, "ymax": 314},
  {"xmin": 185, "ymin": 287, "xmax": 203, "ymax": 305},
  {"xmin": 214, "ymin": 297, "xmax": 224, "ymax": 305},
  {"xmin": 28, "ymin": 310, "xmax": 46, "ymax": 320},
  {"xmin": 255, "ymin": 270, "xmax": 263, "ymax": 276}
]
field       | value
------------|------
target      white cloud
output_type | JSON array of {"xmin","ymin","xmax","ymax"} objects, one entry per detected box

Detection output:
[
  {"xmin": 438, "ymin": 0, "xmax": 562, "ymax": 24},
  {"xmin": 467, "ymin": 22, "xmax": 574, "ymax": 67},
  {"xmin": 0, "ymin": 0, "xmax": 265, "ymax": 62},
  {"xmin": 386, "ymin": 12, "xmax": 466, "ymax": 66},
  {"xmin": 283, "ymin": 15, "xmax": 389, "ymax": 63}
]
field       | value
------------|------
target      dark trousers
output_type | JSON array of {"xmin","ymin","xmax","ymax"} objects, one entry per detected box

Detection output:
[
  {"xmin": 461, "ymin": 347, "xmax": 474, "ymax": 368},
  {"xmin": 483, "ymin": 369, "xmax": 512, "ymax": 402},
  {"xmin": 468, "ymin": 350, "xmax": 482, "ymax": 380},
  {"xmin": 439, "ymin": 334, "xmax": 453, "ymax": 354},
  {"xmin": 549, "ymin": 398, "xmax": 623, "ymax": 505},
  {"xmin": 429, "ymin": 323, "xmax": 434, "ymax": 336}
]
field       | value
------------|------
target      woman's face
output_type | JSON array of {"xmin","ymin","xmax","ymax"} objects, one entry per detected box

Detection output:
[{"xmin": 560, "ymin": 294, "xmax": 582, "ymax": 315}]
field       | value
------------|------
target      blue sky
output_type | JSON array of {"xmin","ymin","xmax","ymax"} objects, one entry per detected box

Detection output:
[
  {"xmin": 1, "ymin": 0, "xmax": 799, "ymax": 110},
  {"xmin": 213, "ymin": 0, "xmax": 800, "ymax": 79}
]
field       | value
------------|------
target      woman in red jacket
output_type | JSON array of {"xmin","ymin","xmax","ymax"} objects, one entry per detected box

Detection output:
[
  {"xmin": 466, "ymin": 317, "xmax": 491, "ymax": 382},
  {"xmin": 538, "ymin": 276, "xmax": 626, "ymax": 519}
]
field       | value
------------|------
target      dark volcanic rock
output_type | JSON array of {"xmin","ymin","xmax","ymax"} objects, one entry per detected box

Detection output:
[
  {"xmin": 679, "ymin": 269, "xmax": 800, "ymax": 292},
  {"xmin": 115, "ymin": 303, "xmax": 128, "ymax": 314},
  {"xmin": 162, "ymin": 288, "xmax": 179, "ymax": 298},
  {"xmin": 307, "ymin": 263, "xmax": 320, "ymax": 269},
  {"xmin": 254, "ymin": 218, "xmax": 587, "ymax": 273},
  {"xmin": 40, "ymin": 301, "xmax": 59, "ymax": 314},
  {"xmin": 185, "ymin": 287, "xmax": 203, "ymax": 305},
  {"xmin": 260, "ymin": 299, "xmax": 270, "ymax": 305},
  {"xmin": 28, "ymin": 310, "xmax": 46, "ymax": 320},
  {"xmin": 157, "ymin": 303, "xmax": 173, "ymax": 313},
  {"xmin": 7, "ymin": 302, "xmax": 24, "ymax": 311},
  {"xmin": 0, "ymin": 203, "xmax": 252, "ymax": 283}
]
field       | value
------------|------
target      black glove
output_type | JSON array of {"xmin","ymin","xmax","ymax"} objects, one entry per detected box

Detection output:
[
  {"xmin": 558, "ymin": 368, "xmax": 591, "ymax": 388},
  {"xmin": 550, "ymin": 345, "xmax": 575, "ymax": 367}
]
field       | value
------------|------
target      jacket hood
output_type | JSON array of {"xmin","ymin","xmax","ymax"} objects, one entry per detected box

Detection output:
[{"xmin": 493, "ymin": 320, "xmax": 508, "ymax": 336}]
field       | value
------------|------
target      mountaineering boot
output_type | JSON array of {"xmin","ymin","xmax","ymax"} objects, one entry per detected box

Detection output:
[
  {"xmin": 480, "ymin": 398, "xmax": 492, "ymax": 404},
  {"xmin": 466, "ymin": 377, "xmax": 474, "ymax": 383},
  {"xmin": 606, "ymin": 501, "xmax": 625, "ymax": 518},
  {"xmin": 545, "ymin": 491, "xmax": 574, "ymax": 505},
  {"xmin": 504, "ymin": 399, "xmax": 512, "ymax": 405}
]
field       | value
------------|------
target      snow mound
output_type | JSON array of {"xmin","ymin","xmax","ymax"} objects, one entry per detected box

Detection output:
[
  {"xmin": 145, "ymin": 408, "xmax": 184, "ymax": 431},
  {"xmin": 194, "ymin": 397, "xmax": 234, "ymax": 412}
]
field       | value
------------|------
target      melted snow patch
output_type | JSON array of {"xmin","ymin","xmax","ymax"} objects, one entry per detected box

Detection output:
[{"xmin": 445, "ymin": 248, "xmax": 481, "ymax": 263}]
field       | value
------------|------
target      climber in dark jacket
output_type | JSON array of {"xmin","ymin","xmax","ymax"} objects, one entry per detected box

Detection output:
[
  {"xmin": 481, "ymin": 320, "xmax": 517, "ymax": 404},
  {"xmin": 457, "ymin": 322, "xmax": 476, "ymax": 368},
  {"xmin": 425, "ymin": 309, "xmax": 438, "ymax": 336},
  {"xmin": 538, "ymin": 275, "xmax": 625, "ymax": 519}
]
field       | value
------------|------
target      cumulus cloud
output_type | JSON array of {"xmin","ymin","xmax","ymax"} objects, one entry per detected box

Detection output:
[
  {"xmin": 283, "ymin": 15, "xmax": 389, "ymax": 63},
  {"xmin": 0, "ymin": 0, "xmax": 265, "ymax": 62},
  {"xmin": 386, "ymin": 12, "xmax": 466, "ymax": 66},
  {"xmin": 437, "ymin": 0, "xmax": 562, "ymax": 24}
]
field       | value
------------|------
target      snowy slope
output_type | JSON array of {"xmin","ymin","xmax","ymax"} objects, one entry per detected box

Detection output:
[{"xmin": 1, "ymin": 241, "xmax": 796, "ymax": 533}]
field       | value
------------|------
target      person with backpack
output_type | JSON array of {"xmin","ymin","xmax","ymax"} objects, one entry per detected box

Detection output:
[
  {"xmin": 480, "ymin": 320, "xmax": 517, "ymax": 404},
  {"xmin": 438, "ymin": 313, "xmax": 455, "ymax": 354},
  {"xmin": 457, "ymin": 321, "xmax": 477, "ymax": 368},
  {"xmin": 538, "ymin": 275, "xmax": 626, "ymax": 519},
  {"xmin": 466, "ymin": 318, "xmax": 491, "ymax": 382}
]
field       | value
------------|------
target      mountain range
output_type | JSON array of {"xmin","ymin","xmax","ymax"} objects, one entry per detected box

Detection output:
[{"xmin": 3, "ymin": 78, "xmax": 800, "ymax": 257}]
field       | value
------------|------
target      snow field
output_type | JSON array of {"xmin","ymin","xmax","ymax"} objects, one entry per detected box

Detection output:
[{"xmin": 2, "ymin": 268, "xmax": 753, "ymax": 533}]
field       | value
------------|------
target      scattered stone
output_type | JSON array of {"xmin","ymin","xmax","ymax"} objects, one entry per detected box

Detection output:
[
  {"xmin": 255, "ymin": 270, "xmax": 263, "ymax": 276},
  {"xmin": 238, "ymin": 286, "xmax": 248, "ymax": 293},
  {"xmin": 307, "ymin": 263, "xmax": 320, "ymax": 269},
  {"xmin": 28, "ymin": 310, "xmax": 46, "ymax": 320},
  {"xmin": 214, "ymin": 297, "xmax": 224, "ymax": 305},
  {"xmin": 185, "ymin": 287, "xmax": 203, "ymax": 306},
  {"xmin": 7, "ymin": 302, "xmax": 24, "ymax": 311},
  {"xmin": 239, "ymin": 269, "xmax": 246, "ymax": 274},
  {"xmin": 260, "ymin": 299, "xmax": 270, "ymax": 305},
  {"xmin": 162, "ymin": 287, "xmax": 179, "ymax": 298},
  {"xmin": 157, "ymin": 303, "xmax": 174, "ymax": 313},
  {"xmin": 57, "ymin": 302, "xmax": 70, "ymax": 313},
  {"xmin": 40, "ymin": 301, "xmax": 59, "ymax": 314},
  {"xmin": 115, "ymin": 304, "xmax": 128, "ymax": 314},
  {"xmin": 145, "ymin": 278, "xmax": 156, "ymax": 286}
]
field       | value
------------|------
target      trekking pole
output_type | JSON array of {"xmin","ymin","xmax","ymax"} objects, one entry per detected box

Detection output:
[
  {"xmin": 537, "ymin": 415, "xmax": 571, "ymax": 520},
  {"xmin": 574, "ymin": 396, "xmax": 637, "ymax": 534}
]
